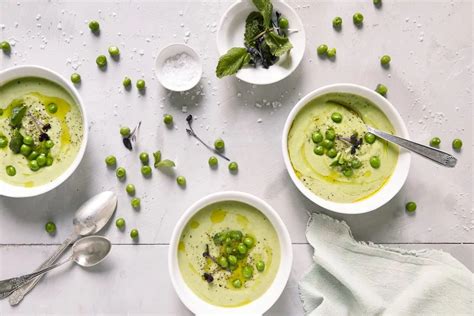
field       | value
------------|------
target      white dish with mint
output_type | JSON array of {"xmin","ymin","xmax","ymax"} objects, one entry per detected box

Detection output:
[{"xmin": 216, "ymin": 0, "xmax": 305, "ymax": 85}]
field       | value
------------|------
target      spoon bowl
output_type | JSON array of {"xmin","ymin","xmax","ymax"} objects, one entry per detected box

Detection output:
[
  {"xmin": 73, "ymin": 191, "xmax": 118, "ymax": 236},
  {"xmin": 72, "ymin": 236, "xmax": 112, "ymax": 267}
]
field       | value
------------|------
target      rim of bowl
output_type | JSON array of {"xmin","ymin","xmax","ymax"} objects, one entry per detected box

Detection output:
[
  {"xmin": 155, "ymin": 43, "xmax": 203, "ymax": 92},
  {"xmin": 216, "ymin": 0, "xmax": 306, "ymax": 85},
  {"xmin": 281, "ymin": 83, "xmax": 411, "ymax": 214},
  {"xmin": 168, "ymin": 191, "xmax": 293, "ymax": 315},
  {"xmin": 0, "ymin": 65, "xmax": 88, "ymax": 198}
]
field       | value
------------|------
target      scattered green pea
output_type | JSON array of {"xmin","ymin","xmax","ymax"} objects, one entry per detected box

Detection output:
[
  {"xmin": 29, "ymin": 160, "xmax": 40, "ymax": 171},
  {"xmin": 325, "ymin": 128, "xmax": 336, "ymax": 141},
  {"xmin": 242, "ymin": 265, "xmax": 253, "ymax": 279},
  {"xmin": 45, "ymin": 221, "xmax": 56, "ymax": 234},
  {"xmin": 322, "ymin": 139, "xmax": 334, "ymax": 149},
  {"xmin": 232, "ymin": 279, "xmax": 242, "ymax": 288},
  {"xmin": 96, "ymin": 55, "xmax": 107, "ymax": 68},
  {"xmin": 317, "ymin": 44, "xmax": 328, "ymax": 55},
  {"xmin": 105, "ymin": 155, "xmax": 117, "ymax": 166},
  {"xmin": 45, "ymin": 140, "xmax": 54, "ymax": 149},
  {"xmin": 126, "ymin": 184, "xmax": 136, "ymax": 196},
  {"xmin": 37, "ymin": 154, "xmax": 47, "ymax": 167},
  {"xmin": 115, "ymin": 217, "xmax": 125, "ymax": 229},
  {"xmin": 237, "ymin": 243, "xmax": 248, "ymax": 254},
  {"xmin": 331, "ymin": 112, "xmax": 342, "ymax": 123},
  {"xmin": 208, "ymin": 156, "xmax": 218, "ymax": 167},
  {"xmin": 108, "ymin": 46, "xmax": 120, "ymax": 56},
  {"xmin": 364, "ymin": 132, "xmax": 376, "ymax": 144},
  {"xmin": 243, "ymin": 236, "xmax": 254, "ymax": 248},
  {"xmin": 373, "ymin": 0, "xmax": 382, "ymax": 6},
  {"xmin": 256, "ymin": 260, "xmax": 265, "ymax": 272},
  {"xmin": 218, "ymin": 256, "xmax": 229, "ymax": 268},
  {"xmin": 452, "ymin": 138, "xmax": 463, "ymax": 150},
  {"xmin": 327, "ymin": 48, "xmax": 337, "ymax": 58},
  {"xmin": 370, "ymin": 156, "xmax": 381, "ymax": 169},
  {"xmin": 228, "ymin": 255, "xmax": 238, "ymax": 265},
  {"xmin": 314, "ymin": 145, "xmax": 324, "ymax": 155},
  {"xmin": 48, "ymin": 103, "xmax": 58, "ymax": 114},
  {"xmin": 139, "ymin": 152, "xmax": 149, "ymax": 164},
  {"xmin": 130, "ymin": 228, "xmax": 139, "ymax": 239},
  {"xmin": 70, "ymin": 73, "xmax": 81, "ymax": 84},
  {"xmin": 136, "ymin": 79, "xmax": 146, "ymax": 90},
  {"xmin": 141, "ymin": 165, "xmax": 152, "ymax": 177},
  {"xmin": 123, "ymin": 76, "xmax": 132, "ymax": 88},
  {"xmin": 429, "ymin": 137, "xmax": 441, "ymax": 147},
  {"xmin": 0, "ymin": 41, "xmax": 11, "ymax": 53},
  {"xmin": 131, "ymin": 197, "xmax": 141, "ymax": 209},
  {"xmin": 116, "ymin": 167, "xmax": 126, "ymax": 179},
  {"xmin": 20, "ymin": 144, "xmax": 32, "ymax": 156},
  {"xmin": 332, "ymin": 17, "xmax": 342, "ymax": 28},
  {"xmin": 46, "ymin": 157, "xmax": 53, "ymax": 166},
  {"xmin": 88, "ymin": 20, "xmax": 100, "ymax": 32},
  {"xmin": 351, "ymin": 158, "xmax": 362, "ymax": 169},
  {"xmin": 312, "ymin": 131, "xmax": 323, "ymax": 143},
  {"xmin": 327, "ymin": 148, "xmax": 338, "ymax": 158},
  {"xmin": 163, "ymin": 114, "xmax": 173, "ymax": 125},
  {"xmin": 120, "ymin": 126, "xmax": 130, "ymax": 137},
  {"xmin": 28, "ymin": 151, "xmax": 39, "ymax": 161},
  {"xmin": 405, "ymin": 201, "xmax": 417, "ymax": 212},
  {"xmin": 230, "ymin": 230, "xmax": 243, "ymax": 240},
  {"xmin": 0, "ymin": 136, "xmax": 8, "ymax": 148},
  {"xmin": 6, "ymin": 165, "xmax": 16, "ymax": 176},
  {"xmin": 375, "ymin": 83, "xmax": 388, "ymax": 96},
  {"xmin": 353, "ymin": 12, "xmax": 364, "ymax": 25},
  {"xmin": 278, "ymin": 17, "xmax": 289, "ymax": 29},
  {"xmin": 342, "ymin": 168, "xmax": 353, "ymax": 177},
  {"xmin": 228, "ymin": 161, "xmax": 238, "ymax": 172},
  {"xmin": 177, "ymin": 176, "xmax": 186, "ymax": 186},
  {"xmin": 380, "ymin": 55, "xmax": 391, "ymax": 66},
  {"xmin": 214, "ymin": 138, "xmax": 225, "ymax": 151}
]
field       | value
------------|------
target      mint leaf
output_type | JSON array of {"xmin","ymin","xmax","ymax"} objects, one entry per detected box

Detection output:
[
  {"xmin": 264, "ymin": 32, "xmax": 293, "ymax": 57},
  {"xmin": 9, "ymin": 130, "xmax": 23, "ymax": 153},
  {"xmin": 156, "ymin": 159, "xmax": 175, "ymax": 169},
  {"xmin": 244, "ymin": 12, "xmax": 264, "ymax": 48},
  {"xmin": 216, "ymin": 47, "xmax": 251, "ymax": 78},
  {"xmin": 252, "ymin": 0, "xmax": 273, "ymax": 28},
  {"xmin": 153, "ymin": 151, "xmax": 162, "ymax": 167},
  {"xmin": 10, "ymin": 105, "xmax": 26, "ymax": 128}
]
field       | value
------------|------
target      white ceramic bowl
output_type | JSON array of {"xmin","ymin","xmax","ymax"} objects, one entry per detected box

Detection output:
[
  {"xmin": 0, "ymin": 65, "xmax": 88, "ymax": 198},
  {"xmin": 169, "ymin": 191, "xmax": 293, "ymax": 316},
  {"xmin": 155, "ymin": 43, "xmax": 202, "ymax": 92},
  {"xmin": 282, "ymin": 84, "xmax": 411, "ymax": 214},
  {"xmin": 216, "ymin": 0, "xmax": 306, "ymax": 85}
]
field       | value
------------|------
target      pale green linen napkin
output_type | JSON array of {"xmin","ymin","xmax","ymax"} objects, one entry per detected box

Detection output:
[{"xmin": 299, "ymin": 213, "xmax": 473, "ymax": 315}]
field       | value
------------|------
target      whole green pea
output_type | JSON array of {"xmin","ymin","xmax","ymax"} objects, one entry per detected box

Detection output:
[
  {"xmin": 325, "ymin": 128, "xmax": 336, "ymax": 141},
  {"xmin": 312, "ymin": 131, "xmax": 323, "ymax": 143},
  {"xmin": 130, "ymin": 228, "xmax": 139, "ymax": 239},
  {"xmin": 123, "ymin": 76, "xmax": 132, "ymax": 88},
  {"xmin": 105, "ymin": 155, "xmax": 117, "ymax": 166},
  {"xmin": 131, "ymin": 197, "xmax": 141, "ymax": 209},
  {"xmin": 327, "ymin": 48, "xmax": 337, "ymax": 58},
  {"xmin": 28, "ymin": 151, "xmax": 39, "ymax": 161},
  {"xmin": 242, "ymin": 265, "xmax": 253, "ymax": 279},
  {"xmin": 23, "ymin": 135, "xmax": 33, "ymax": 145},
  {"xmin": 317, "ymin": 44, "xmax": 328, "ymax": 55},
  {"xmin": 6, "ymin": 165, "xmax": 16, "ymax": 176},
  {"xmin": 237, "ymin": 243, "xmax": 248, "ymax": 254},
  {"xmin": 218, "ymin": 256, "xmax": 228, "ymax": 268},
  {"xmin": 370, "ymin": 156, "xmax": 381, "ymax": 169},
  {"xmin": 228, "ymin": 255, "xmax": 238, "ymax": 266},
  {"xmin": 0, "ymin": 136, "xmax": 8, "ymax": 148},
  {"xmin": 37, "ymin": 154, "xmax": 47, "ymax": 167},
  {"xmin": 96, "ymin": 55, "xmax": 107, "ymax": 68},
  {"xmin": 353, "ymin": 12, "xmax": 364, "ymax": 25},
  {"xmin": 108, "ymin": 46, "xmax": 120, "ymax": 56},
  {"xmin": 163, "ymin": 114, "xmax": 173, "ymax": 125},
  {"xmin": 380, "ymin": 55, "xmax": 391, "ymax": 66},
  {"xmin": 46, "ymin": 157, "xmax": 54, "ymax": 166},
  {"xmin": 126, "ymin": 184, "xmax": 136, "ymax": 196},
  {"xmin": 208, "ymin": 156, "xmax": 218, "ymax": 167},
  {"xmin": 333, "ymin": 17, "xmax": 342, "ymax": 28},
  {"xmin": 116, "ymin": 167, "xmax": 126, "ymax": 179},
  {"xmin": 70, "ymin": 73, "xmax": 81, "ymax": 84},
  {"xmin": 256, "ymin": 260, "xmax": 265, "ymax": 272},
  {"xmin": 214, "ymin": 138, "xmax": 225, "ymax": 151},
  {"xmin": 452, "ymin": 138, "xmax": 463, "ymax": 150},
  {"xmin": 405, "ymin": 201, "xmax": 417, "ymax": 212},
  {"xmin": 136, "ymin": 79, "xmax": 146, "ymax": 90},
  {"xmin": 342, "ymin": 168, "xmax": 354, "ymax": 177},
  {"xmin": 230, "ymin": 230, "xmax": 243, "ymax": 241},
  {"xmin": 115, "ymin": 217, "xmax": 125, "ymax": 229},
  {"xmin": 232, "ymin": 279, "xmax": 242, "ymax": 288},
  {"xmin": 0, "ymin": 41, "xmax": 11, "ymax": 53},
  {"xmin": 141, "ymin": 165, "xmax": 152, "ymax": 177},
  {"xmin": 429, "ymin": 137, "xmax": 441, "ymax": 147},
  {"xmin": 20, "ymin": 144, "xmax": 32, "ymax": 156},
  {"xmin": 228, "ymin": 161, "xmax": 238, "ymax": 172},
  {"xmin": 364, "ymin": 132, "xmax": 376, "ymax": 144},
  {"xmin": 243, "ymin": 236, "xmax": 254, "ymax": 248},
  {"xmin": 177, "ymin": 176, "xmax": 186, "ymax": 186},
  {"xmin": 278, "ymin": 17, "xmax": 289, "ymax": 29},
  {"xmin": 45, "ymin": 221, "xmax": 56, "ymax": 234},
  {"xmin": 351, "ymin": 158, "xmax": 362, "ymax": 169},
  {"xmin": 331, "ymin": 112, "xmax": 343, "ymax": 123},
  {"xmin": 48, "ymin": 103, "xmax": 58, "ymax": 114},
  {"xmin": 327, "ymin": 148, "xmax": 338, "ymax": 158},
  {"xmin": 29, "ymin": 160, "xmax": 40, "ymax": 171},
  {"xmin": 373, "ymin": 0, "xmax": 382, "ymax": 6},
  {"xmin": 314, "ymin": 145, "xmax": 324, "ymax": 156},
  {"xmin": 120, "ymin": 126, "xmax": 130, "ymax": 137},
  {"xmin": 45, "ymin": 140, "xmax": 54, "ymax": 149},
  {"xmin": 375, "ymin": 84, "xmax": 388, "ymax": 96},
  {"xmin": 88, "ymin": 20, "xmax": 100, "ymax": 32},
  {"xmin": 139, "ymin": 152, "xmax": 149, "ymax": 164},
  {"xmin": 322, "ymin": 139, "xmax": 334, "ymax": 149}
]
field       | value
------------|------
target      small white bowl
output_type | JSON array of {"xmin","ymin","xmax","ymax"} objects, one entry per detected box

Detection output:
[
  {"xmin": 0, "ymin": 65, "xmax": 88, "ymax": 198},
  {"xmin": 216, "ymin": 0, "xmax": 306, "ymax": 85},
  {"xmin": 155, "ymin": 43, "xmax": 202, "ymax": 92},
  {"xmin": 168, "ymin": 191, "xmax": 293, "ymax": 315},
  {"xmin": 281, "ymin": 84, "xmax": 411, "ymax": 214}
]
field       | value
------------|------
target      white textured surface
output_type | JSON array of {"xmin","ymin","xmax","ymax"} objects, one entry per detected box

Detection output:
[{"xmin": 0, "ymin": 0, "xmax": 472, "ymax": 314}]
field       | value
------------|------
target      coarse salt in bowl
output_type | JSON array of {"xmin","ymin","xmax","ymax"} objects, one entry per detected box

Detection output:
[{"xmin": 155, "ymin": 43, "xmax": 202, "ymax": 92}]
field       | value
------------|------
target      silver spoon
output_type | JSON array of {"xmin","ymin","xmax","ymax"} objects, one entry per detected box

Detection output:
[
  {"xmin": 367, "ymin": 126, "xmax": 457, "ymax": 167},
  {"xmin": 8, "ymin": 191, "xmax": 117, "ymax": 305},
  {"xmin": 0, "ymin": 236, "xmax": 112, "ymax": 298}
]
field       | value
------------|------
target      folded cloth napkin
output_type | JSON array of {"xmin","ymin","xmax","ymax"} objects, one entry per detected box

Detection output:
[{"xmin": 299, "ymin": 213, "xmax": 473, "ymax": 316}]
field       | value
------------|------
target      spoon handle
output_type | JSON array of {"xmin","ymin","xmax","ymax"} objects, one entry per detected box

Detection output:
[
  {"xmin": 8, "ymin": 232, "xmax": 78, "ymax": 305},
  {"xmin": 367, "ymin": 126, "xmax": 457, "ymax": 167}
]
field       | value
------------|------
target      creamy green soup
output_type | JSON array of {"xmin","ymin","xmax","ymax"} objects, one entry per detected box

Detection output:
[
  {"xmin": 178, "ymin": 201, "xmax": 280, "ymax": 307},
  {"xmin": 288, "ymin": 92, "xmax": 398, "ymax": 203},
  {"xmin": 0, "ymin": 77, "xmax": 83, "ymax": 187}
]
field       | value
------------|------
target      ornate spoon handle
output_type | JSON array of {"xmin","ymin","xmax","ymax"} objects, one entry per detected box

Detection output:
[{"xmin": 367, "ymin": 126, "xmax": 457, "ymax": 167}]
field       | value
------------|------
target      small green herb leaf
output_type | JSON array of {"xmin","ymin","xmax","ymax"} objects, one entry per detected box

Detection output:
[
  {"xmin": 156, "ymin": 159, "xmax": 175, "ymax": 169},
  {"xmin": 9, "ymin": 130, "xmax": 23, "ymax": 153},
  {"xmin": 10, "ymin": 105, "xmax": 27, "ymax": 128},
  {"xmin": 252, "ymin": 0, "xmax": 273, "ymax": 28},
  {"xmin": 244, "ymin": 12, "xmax": 265, "ymax": 48},
  {"xmin": 264, "ymin": 32, "xmax": 293, "ymax": 57},
  {"xmin": 153, "ymin": 151, "xmax": 162, "ymax": 167},
  {"xmin": 216, "ymin": 47, "xmax": 251, "ymax": 78}
]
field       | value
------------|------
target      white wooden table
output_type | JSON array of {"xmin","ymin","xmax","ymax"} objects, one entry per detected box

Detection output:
[{"xmin": 0, "ymin": 1, "xmax": 472, "ymax": 314}]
